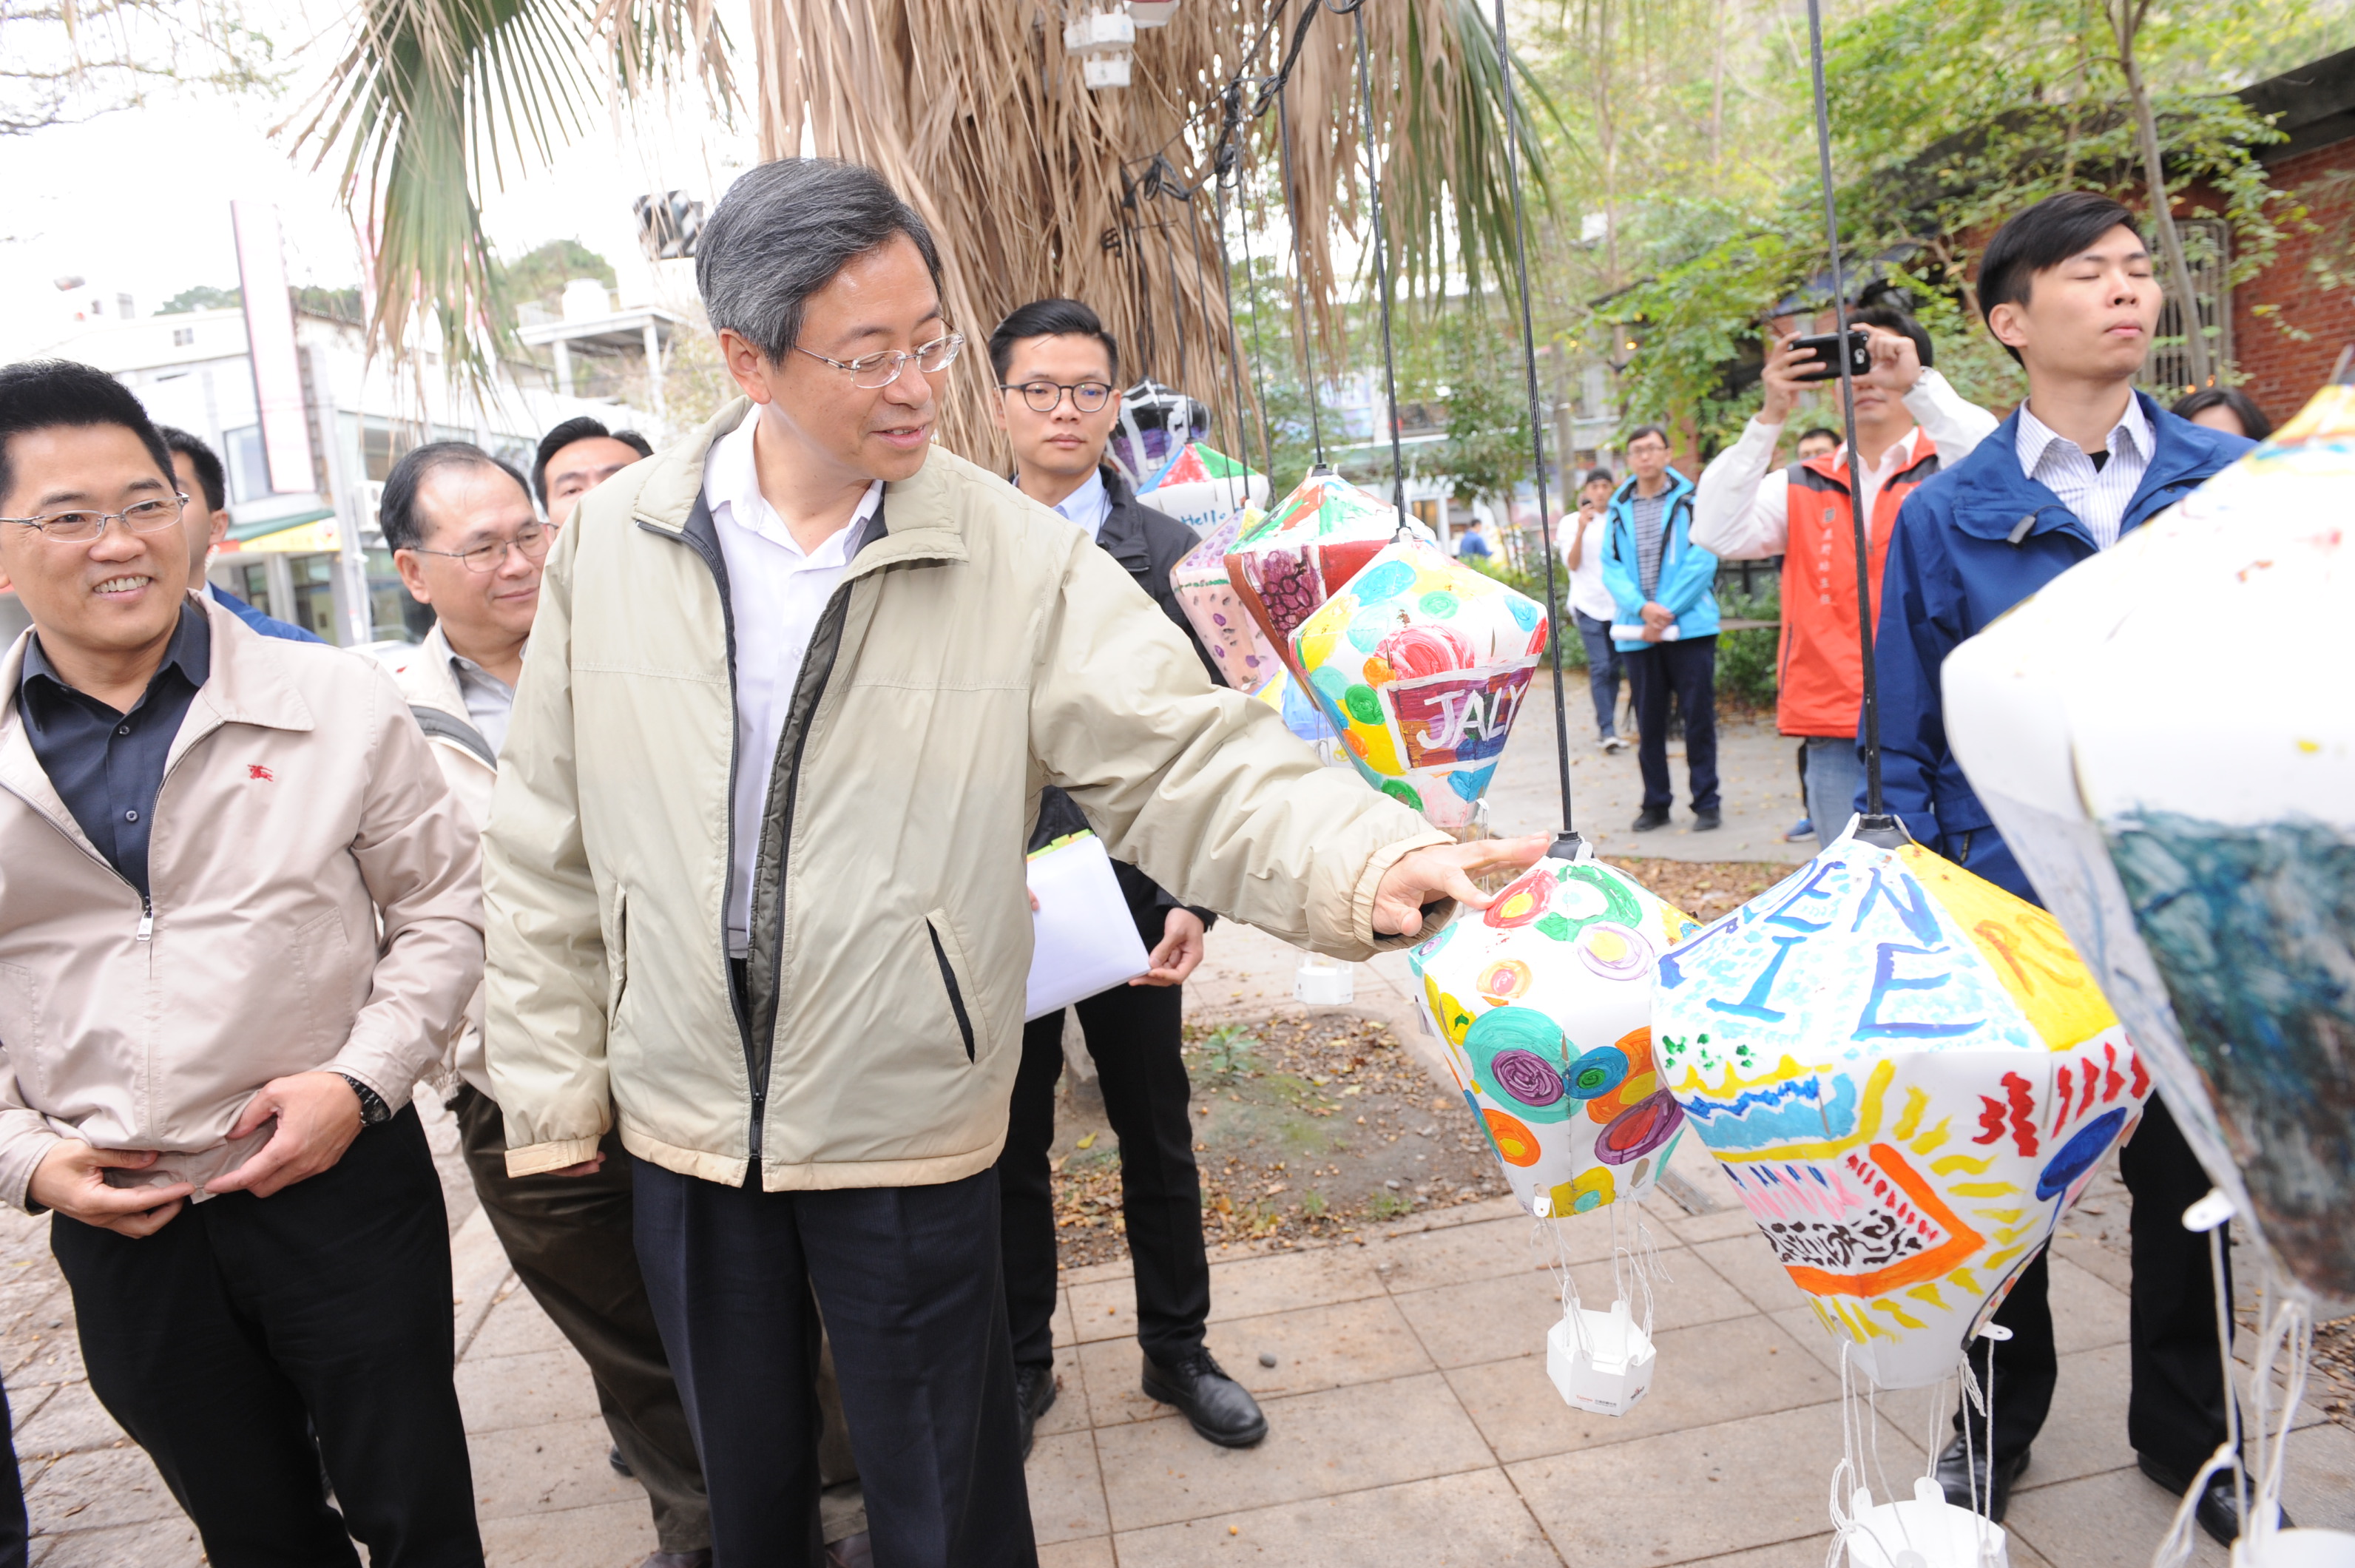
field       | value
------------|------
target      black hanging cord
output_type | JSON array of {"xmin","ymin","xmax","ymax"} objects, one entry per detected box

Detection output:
[
  {"xmin": 1186, "ymin": 177, "xmax": 1253, "ymax": 481},
  {"xmin": 1335, "ymin": 0, "xmax": 1411, "ymax": 533},
  {"xmin": 1141, "ymin": 158, "xmax": 1192, "ymax": 410},
  {"xmin": 1272, "ymin": 78, "xmax": 1329, "ymax": 470},
  {"xmin": 1489, "ymin": 0, "xmax": 1578, "ymax": 856},
  {"xmin": 1804, "ymin": 0, "xmax": 1901, "ymax": 845},
  {"xmin": 1223, "ymin": 107, "xmax": 1280, "ymax": 479}
]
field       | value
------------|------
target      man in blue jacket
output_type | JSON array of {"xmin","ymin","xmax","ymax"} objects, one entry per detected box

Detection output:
[
  {"xmin": 158, "ymin": 428, "xmax": 322, "ymax": 644},
  {"xmin": 1868, "ymin": 192, "xmax": 2263, "ymax": 1543},
  {"xmin": 1603, "ymin": 425, "xmax": 1720, "ymax": 831}
]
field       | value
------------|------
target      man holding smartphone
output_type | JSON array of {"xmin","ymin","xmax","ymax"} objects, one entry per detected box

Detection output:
[{"xmin": 1692, "ymin": 305, "xmax": 1998, "ymax": 847}]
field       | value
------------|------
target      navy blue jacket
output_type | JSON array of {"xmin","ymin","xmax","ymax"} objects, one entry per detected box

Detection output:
[
  {"xmin": 1864, "ymin": 392, "xmax": 2249, "ymax": 898},
  {"xmin": 211, "ymin": 584, "xmax": 323, "ymax": 644}
]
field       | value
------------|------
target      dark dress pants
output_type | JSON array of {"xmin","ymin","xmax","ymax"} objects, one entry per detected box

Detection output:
[
  {"xmin": 0, "ymin": 1381, "xmax": 26, "ymax": 1568},
  {"xmin": 453, "ymin": 1084, "xmax": 709, "ymax": 1552},
  {"xmin": 1624, "ymin": 634, "xmax": 1720, "ymax": 813},
  {"xmin": 998, "ymin": 981, "xmax": 1209, "ymax": 1372},
  {"xmin": 1955, "ymin": 1095, "xmax": 2232, "ymax": 1476},
  {"xmin": 634, "ymin": 1160, "xmax": 1035, "ymax": 1568},
  {"xmin": 50, "ymin": 1106, "xmax": 481, "ymax": 1568}
]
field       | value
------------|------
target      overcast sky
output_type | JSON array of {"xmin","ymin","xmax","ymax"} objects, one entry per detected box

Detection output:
[{"xmin": 0, "ymin": 0, "xmax": 760, "ymax": 358}]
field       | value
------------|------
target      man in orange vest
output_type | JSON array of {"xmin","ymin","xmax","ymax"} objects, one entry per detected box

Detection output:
[{"xmin": 1692, "ymin": 304, "xmax": 1998, "ymax": 848}]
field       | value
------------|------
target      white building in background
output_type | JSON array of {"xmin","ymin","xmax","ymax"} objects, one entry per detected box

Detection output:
[{"xmin": 0, "ymin": 297, "xmax": 656, "ymax": 650}]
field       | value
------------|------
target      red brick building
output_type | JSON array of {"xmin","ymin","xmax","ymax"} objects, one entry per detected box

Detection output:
[{"xmin": 2226, "ymin": 49, "xmax": 2355, "ymax": 421}]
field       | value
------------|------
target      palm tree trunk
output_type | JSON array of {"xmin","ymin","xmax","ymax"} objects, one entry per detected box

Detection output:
[{"xmin": 2111, "ymin": 0, "xmax": 2212, "ymax": 388}]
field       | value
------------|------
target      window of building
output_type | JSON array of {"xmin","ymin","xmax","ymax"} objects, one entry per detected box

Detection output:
[
  {"xmin": 290, "ymin": 554, "xmax": 342, "ymax": 642},
  {"xmin": 172, "ymin": 327, "xmax": 195, "ymax": 348},
  {"xmin": 223, "ymin": 425, "xmax": 271, "ymax": 504},
  {"xmin": 362, "ymin": 419, "xmax": 419, "ymax": 482},
  {"xmin": 2145, "ymin": 219, "xmax": 2231, "ymax": 399},
  {"xmin": 365, "ymin": 547, "xmax": 433, "ymax": 643}
]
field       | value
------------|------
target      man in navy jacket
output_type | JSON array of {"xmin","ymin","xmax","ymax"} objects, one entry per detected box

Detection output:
[
  {"xmin": 1866, "ymin": 193, "xmax": 2262, "ymax": 1542},
  {"xmin": 159, "ymin": 428, "xmax": 323, "ymax": 644}
]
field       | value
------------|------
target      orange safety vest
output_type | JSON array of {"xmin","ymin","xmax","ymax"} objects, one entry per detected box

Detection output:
[{"xmin": 1777, "ymin": 430, "xmax": 1943, "ymax": 738}]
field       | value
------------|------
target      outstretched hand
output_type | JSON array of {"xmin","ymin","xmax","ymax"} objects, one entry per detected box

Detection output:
[{"xmin": 1372, "ymin": 834, "xmax": 1548, "ymax": 939}]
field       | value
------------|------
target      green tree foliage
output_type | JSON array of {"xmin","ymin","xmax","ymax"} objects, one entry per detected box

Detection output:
[
  {"xmin": 158, "ymin": 284, "xmax": 243, "ymax": 314},
  {"xmin": 493, "ymin": 237, "xmax": 618, "ymax": 317}
]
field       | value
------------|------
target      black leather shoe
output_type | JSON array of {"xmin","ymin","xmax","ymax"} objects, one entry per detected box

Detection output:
[
  {"xmin": 1142, "ymin": 1351, "xmax": 1268, "ymax": 1447},
  {"xmin": 1632, "ymin": 806, "xmax": 1671, "ymax": 832},
  {"xmin": 609, "ymin": 1444, "xmax": 634, "ymax": 1479},
  {"xmin": 1933, "ymin": 1434, "xmax": 2030, "ymax": 1521},
  {"xmin": 1015, "ymin": 1363, "xmax": 1058, "ymax": 1460},
  {"xmin": 638, "ymin": 1552, "xmax": 712, "ymax": 1568},
  {"xmin": 2138, "ymin": 1454, "xmax": 2291, "ymax": 1547},
  {"xmin": 1692, "ymin": 806, "xmax": 1723, "ymax": 831},
  {"xmin": 824, "ymin": 1534, "xmax": 873, "ymax": 1568}
]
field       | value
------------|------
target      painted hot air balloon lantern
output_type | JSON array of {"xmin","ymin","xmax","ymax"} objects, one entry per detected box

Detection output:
[
  {"xmin": 1139, "ymin": 442, "xmax": 1268, "ymax": 534},
  {"xmin": 1223, "ymin": 470, "xmax": 1436, "ymax": 686},
  {"xmin": 1410, "ymin": 844, "xmax": 1700, "ymax": 1220},
  {"xmin": 1945, "ymin": 377, "xmax": 2355, "ymax": 1319},
  {"xmin": 1169, "ymin": 508, "xmax": 1280, "ymax": 695},
  {"xmin": 1652, "ymin": 829, "xmax": 2149, "ymax": 1390},
  {"xmin": 1288, "ymin": 539, "xmax": 1548, "ymax": 827}
]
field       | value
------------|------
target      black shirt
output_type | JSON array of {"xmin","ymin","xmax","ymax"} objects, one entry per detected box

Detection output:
[{"xmin": 18, "ymin": 602, "xmax": 211, "ymax": 900}]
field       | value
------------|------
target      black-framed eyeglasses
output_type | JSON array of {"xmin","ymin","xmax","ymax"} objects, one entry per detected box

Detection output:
[
  {"xmin": 0, "ymin": 492, "xmax": 186, "ymax": 544},
  {"xmin": 794, "ymin": 332, "xmax": 964, "ymax": 390},
  {"xmin": 999, "ymin": 379, "xmax": 1113, "ymax": 414},
  {"xmin": 408, "ymin": 524, "xmax": 553, "ymax": 573}
]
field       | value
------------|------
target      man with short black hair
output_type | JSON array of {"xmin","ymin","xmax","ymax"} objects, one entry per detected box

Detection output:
[
  {"xmin": 1561, "ymin": 467, "xmax": 1625, "ymax": 751},
  {"xmin": 986, "ymin": 297, "xmax": 1266, "ymax": 1459},
  {"xmin": 1692, "ymin": 306, "xmax": 1998, "ymax": 848},
  {"xmin": 533, "ymin": 416, "xmax": 654, "ymax": 531},
  {"xmin": 155, "ymin": 425, "xmax": 320, "ymax": 643},
  {"xmin": 382, "ymin": 441, "xmax": 712, "ymax": 1568},
  {"xmin": 1602, "ymin": 423, "xmax": 1720, "ymax": 831},
  {"xmin": 0, "ymin": 359, "xmax": 483, "ymax": 1564},
  {"xmin": 484, "ymin": 158, "xmax": 1533, "ymax": 1564},
  {"xmin": 1870, "ymin": 192, "xmax": 2262, "ymax": 1541},
  {"xmin": 1794, "ymin": 427, "xmax": 1840, "ymax": 461}
]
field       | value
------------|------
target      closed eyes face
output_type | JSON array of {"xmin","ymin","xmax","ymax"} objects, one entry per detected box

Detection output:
[{"xmin": 1990, "ymin": 225, "xmax": 2160, "ymax": 377}]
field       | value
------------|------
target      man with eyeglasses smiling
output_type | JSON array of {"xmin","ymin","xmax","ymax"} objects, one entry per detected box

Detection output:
[
  {"xmin": 483, "ymin": 158, "xmax": 1540, "ymax": 1565},
  {"xmin": 0, "ymin": 359, "xmax": 484, "ymax": 1563}
]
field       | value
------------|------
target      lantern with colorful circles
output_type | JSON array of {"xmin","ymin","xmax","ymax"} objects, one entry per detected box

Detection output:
[
  {"xmin": 1409, "ymin": 843, "xmax": 1701, "ymax": 1218},
  {"xmin": 1223, "ymin": 470, "xmax": 1436, "ymax": 686},
  {"xmin": 1286, "ymin": 538, "xmax": 1548, "ymax": 828}
]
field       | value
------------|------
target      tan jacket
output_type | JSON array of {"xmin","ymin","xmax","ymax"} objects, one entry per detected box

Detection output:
[
  {"xmin": 485, "ymin": 400, "xmax": 1447, "ymax": 1190},
  {"xmin": 0, "ymin": 597, "xmax": 484, "ymax": 1207},
  {"xmin": 387, "ymin": 625, "xmax": 498, "ymax": 1095}
]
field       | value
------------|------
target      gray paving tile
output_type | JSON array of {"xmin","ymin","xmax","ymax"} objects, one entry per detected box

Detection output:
[
  {"xmin": 28, "ymin": 1515, "xmax": 203, "ymax": 1568},
  {"xmin": 2047, "ymin": 1253, "xmax": 2131, "ymax": 1353},
  {"xmin": 1114, "ymin": 1470, "xmax": 1563, "ymax": 1566},
  {"xmin": 1079, "ymin": 1294, "xmax": 1436, "ymax": 1426},
  {"xmin": 467, "ymin": 1291, "xmax": 575, "ymax": 1360},
  {"xmin": 453, "ymin": 1347, "xmax": 601, "ymax": 1435},
  {"xmin": 2004, "ymin": 1467, "xmax": 2229, "ymax": 1568},
  {"xmin": 476, "ymin": 1497, "xmax": 657, "ymax": 1568},
  {"xmin": 1676, "ymin": 1530, "xmax": 2054, "ymax": 1568},
  {"xmin": 10, "ymin": 1383, "xmax": 122, "ymax": 1459},
  {"xmin": 1371, "ymin": 1212, "xmax": 1621, "ymax": 1295},
  {"xmin": 1026, "ymin": 1429, "xmax": 1110, "ymax": 1544},
  {"xmin": 23, "ymin": 1446, "xmax": 181, "ymax": 1533},
  {"xmin": 1035, "ymin": 1342, "xmax": 1091, "ymax": 1439},
  {"xmin": 1038, "ymin": 1538, "xmax": 1116, "ymax": 1568},
  {"xmin": 1507, "ymin": 1400, "xmax": 1919, "ymax": 1566},
  {"xmin": 1396, "ymin": 1248, "xmax": 1751, "ymax": 1370},
  {"xmin": 2282, "ymin": 1416, "xmax": 2355, "ymax": 1530},
  {"xmin": 1449, "ymin": 1315, "xmax": 1842, "ymax": 1462},
  {"xmin": 1070, "ymin": 1245, "xmax": 1393, "ymax": 1345},
  {"xmin": 2006, "ymin": 1342, "xmax": 2136, "ymax": 1492},
  {"xmin": 1690, "ymin": 1232, "xmax": 1810, "ymax": 1314},
  {"xmin": 467, "ymin": 1413, "xmax": 646, "ymax": 1521},
  {"xmin": 1095, "ymin": 1373, "xmax": 1490, "ymax": 1532}
]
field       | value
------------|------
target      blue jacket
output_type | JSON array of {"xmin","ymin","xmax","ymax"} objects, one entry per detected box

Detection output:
[
  {"xmin": 211, "ymin": 584, "xmax": 323, "ymax": 644},
  {"xmin": 1601, "ymin": 467, "xmax": 1719, "ymax": 652},
  {"xmin": 1864, "ymin": 392, "xmax": 2249, "ymax": 897}
]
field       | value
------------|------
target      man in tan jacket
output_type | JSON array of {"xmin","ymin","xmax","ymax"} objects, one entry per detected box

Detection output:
[
  {"xmin": 0, "ymin": 359, "xmax": 484, "ymax": 1564},
  {"xmin": 484, "ymin": 158, "xmax": 1537, "ymax": 1567}
]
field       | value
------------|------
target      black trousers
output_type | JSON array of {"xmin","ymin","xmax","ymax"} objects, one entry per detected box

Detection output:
[
  {"xmin": 633, "ymin": 1160, "xmax": 1035, "ymax": 1568},
  {"xmin": 453, "ymin": 1084, "xmax": 709, "ymax": 1552},
  {"xmin": 51, "ymin": 1105, "xmax": 480, "ymax": 1568},
  {"xmin": 1624, "ymin": 634, "xmax": 1720, "ymax": 813},
  {"xmin": 0, "ymin": 1381, "xmax": 26, "ymax": 1568},
  {"xmin": 998, "ymin": 982, "xmax": 1209, "ymax": 1371},
  {"xmin": 1956, "ymin": 1095, "xmax": 2232, "ymax": 1476}
]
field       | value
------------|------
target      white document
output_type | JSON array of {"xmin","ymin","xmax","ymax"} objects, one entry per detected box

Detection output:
[{"xmin": 1024, "ymin": 832, "xmax": 1152, "ymax": 1020}]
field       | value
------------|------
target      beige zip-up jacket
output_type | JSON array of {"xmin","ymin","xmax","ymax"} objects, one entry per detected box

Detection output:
[
  {"xmin": 387, "ymin": 624, "xmax": 499, "ymax": 1096},
  {"xmin": 484, "ymin": 400, "xmax": 1449, "ymax": 1190},
  {"xmin": 0, "ymin": 597, "xmax": 484, "ymax": 1208}
]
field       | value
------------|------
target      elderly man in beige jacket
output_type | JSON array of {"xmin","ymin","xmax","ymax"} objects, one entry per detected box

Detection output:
[
  {"xmin": 0, "ymin": 359, "xmax": 484, "ymax": 1565},
  {"xmin": 484, "ymin": 158, "xmax": 1538, "ymax": 1568}
]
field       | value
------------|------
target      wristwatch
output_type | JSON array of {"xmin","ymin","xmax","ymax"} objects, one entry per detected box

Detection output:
[{"xmin": 338, "ymin": 1074, "xmax": 393, "ymax": 1126}]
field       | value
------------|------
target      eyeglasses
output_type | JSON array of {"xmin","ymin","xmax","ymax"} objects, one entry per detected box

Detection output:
[
  {"xmin": 1, "ymin": 492, "xmax": 186, "ymax": 543},
  {"xmin": 1000, "ymin": 379, "xmax": 1113, "ymax": 414},
  {"xmin": 794, "ymin": 332, "xmax": 964, "ymax": 390},
  {"xmin": 408, "ymin": 524, "xmax": 553, "ymax": 573}
]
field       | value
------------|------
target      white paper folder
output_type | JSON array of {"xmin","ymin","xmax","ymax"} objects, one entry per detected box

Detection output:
[{"xmin": 1024, "ymin": 832, "xmax": 1152, "ymax": 1020}]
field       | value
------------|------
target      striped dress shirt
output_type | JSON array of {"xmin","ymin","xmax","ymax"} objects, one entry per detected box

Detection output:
[{"xmin": 2014, "ymin": 394, "xmax": 2152, "ymax": 551}]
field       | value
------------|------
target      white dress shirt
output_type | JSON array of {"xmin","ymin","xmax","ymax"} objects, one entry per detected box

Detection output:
[
  {"xmin": 1564, "ymin": 510, "xmax": 1618, "ymax": 623},
  {"xmin": 1690, "ymin": 369, "xmax": 2000, "ymax": 560},
  {"xmin": 703, "ymin": 406, "xmax": 885, "ymax": 956},
  {"xmin": 2014, "ymin": 393, "xmax": 2152, "ymax": 551},
  {"xmin": 1042, "ymin": 467, "xmax": 1111, "ymax": 541}
]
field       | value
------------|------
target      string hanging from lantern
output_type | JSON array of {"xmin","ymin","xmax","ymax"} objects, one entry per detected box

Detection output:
[
  {"xmin": 1328, "ymin": 0, "xmax": 1412, "ymax": 532},
  {"xmin": 1487, "ymin": 0, "xmax": 1579, "ymax": 853},
  {"xmin": 1804, "ymin": 0, "xmax": 1901, "ymax": 845},
  {"xmin": 1271, "ymin": 78, "xmax": 1328, "ymax": 470}
]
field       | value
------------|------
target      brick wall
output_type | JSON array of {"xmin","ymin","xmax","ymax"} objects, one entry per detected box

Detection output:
[{"xmin": 2230, "ymin": 141, "xmax": 2355, "ymax": 423}]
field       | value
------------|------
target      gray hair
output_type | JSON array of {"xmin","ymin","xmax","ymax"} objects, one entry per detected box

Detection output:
[{"xmin": 696, "ymin": 158, "xmax": 945, "ymax": 363}]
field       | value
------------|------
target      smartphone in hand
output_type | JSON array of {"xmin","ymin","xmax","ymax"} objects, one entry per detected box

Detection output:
[{"xmin": 1789, "ymin": 329, "xmax": 1872, "ymax": 383}]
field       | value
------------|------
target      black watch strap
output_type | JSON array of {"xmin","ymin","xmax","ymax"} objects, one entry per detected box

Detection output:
[{"xmin": 339, "ymin": 1074, "xmax": 393, "ymax": 1126}]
